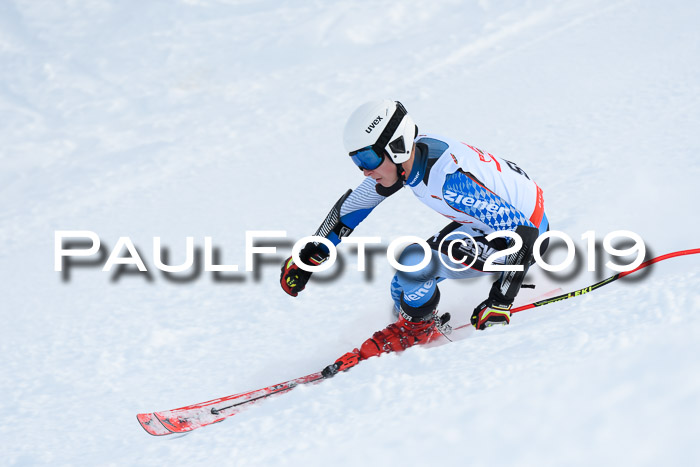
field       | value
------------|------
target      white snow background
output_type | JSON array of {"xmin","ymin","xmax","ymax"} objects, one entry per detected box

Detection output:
[{"xmin": 1, "ymin": 0, "xmax": 699, "ymax": 465}]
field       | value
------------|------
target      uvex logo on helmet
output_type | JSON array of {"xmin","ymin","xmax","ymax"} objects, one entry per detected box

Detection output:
[{"xmin": 365, "ymin": 116, "xmax": 383, "ymax": 134}]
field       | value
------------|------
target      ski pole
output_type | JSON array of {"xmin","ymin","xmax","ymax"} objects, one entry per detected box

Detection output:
[{"xmin": 511, "ymin": 248, "xmax": 700, "ymax": 314}]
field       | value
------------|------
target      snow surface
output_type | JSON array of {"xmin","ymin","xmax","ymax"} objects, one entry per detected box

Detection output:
[{"xmin": 1, "ymin": 0, "xmax": 699, "ymax": 465}]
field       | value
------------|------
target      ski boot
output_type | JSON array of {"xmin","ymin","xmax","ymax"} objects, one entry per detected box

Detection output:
[
  {"xmin": 321, "ymin": 311, "xmax": 451, "ymax": 378},
  {"xmin": 322, "ymin": 289, "xmax": 451, "ymax": 378}
]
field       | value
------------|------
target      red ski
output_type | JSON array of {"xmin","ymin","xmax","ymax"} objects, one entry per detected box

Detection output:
[
  {"xmin": 137, "ymin": 372, "xmax": 324, "ymax": 436},
  {"xmin": 137, "ymin": 288, "xmax": 560, "ymax": 436}
]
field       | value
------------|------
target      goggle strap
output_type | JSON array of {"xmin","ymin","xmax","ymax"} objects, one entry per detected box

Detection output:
[{"xmin": 373, "ymin": 101, "xmax": 407, "ymax": 156}]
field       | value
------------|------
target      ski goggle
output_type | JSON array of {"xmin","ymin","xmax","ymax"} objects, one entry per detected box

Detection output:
[{"xmin": 349, "ymin": 146, "xmax": 385, "ymax": 171}]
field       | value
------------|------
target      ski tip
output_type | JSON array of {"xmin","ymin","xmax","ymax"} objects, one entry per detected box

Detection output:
[{"xmin": 137, "ymin": 413, "xmax": 173, "ymax": 436}]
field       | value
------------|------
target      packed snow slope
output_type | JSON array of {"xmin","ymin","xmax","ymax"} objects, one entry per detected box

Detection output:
[{"xmin": 1, "ymin": 0, "xmax": 699, "ymax": 465}]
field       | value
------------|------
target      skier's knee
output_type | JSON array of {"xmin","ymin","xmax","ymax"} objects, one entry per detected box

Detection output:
[{"xmin": 395, "ymin": 243, "xmax": 436, "ymax": 283}]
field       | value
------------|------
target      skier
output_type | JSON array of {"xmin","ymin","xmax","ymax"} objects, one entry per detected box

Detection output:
[{"xmin": 280, "ymin": 100, "xmax": 549, "ymax": 377}]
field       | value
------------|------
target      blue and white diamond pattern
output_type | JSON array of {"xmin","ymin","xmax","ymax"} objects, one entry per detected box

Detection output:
[{"xmin": 442, "ymin": 171, "xmax": 533, "ymax": 230}]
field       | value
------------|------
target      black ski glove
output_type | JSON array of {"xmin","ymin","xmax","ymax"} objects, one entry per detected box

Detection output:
[
  {"xmin": 471, "ymin": 297, "xmax": 512, "ymax": 330},
  {"xmin": 280, "ymin": 242, "xmax": 329, "ymax": 297}
]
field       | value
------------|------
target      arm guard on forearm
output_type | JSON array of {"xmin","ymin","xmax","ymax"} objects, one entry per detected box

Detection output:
[
  {"xmin": 312, "ymin": 189, "xmax": 355, "ymax": 244},
  {"xmin": 489, "ymin": 224, "xmax": 540, "ymax": 306}
]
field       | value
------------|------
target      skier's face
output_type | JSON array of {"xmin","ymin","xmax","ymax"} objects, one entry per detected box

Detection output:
[{"xmin": 362, "ymin": 154, "xmax": 398, "ymax": 187}]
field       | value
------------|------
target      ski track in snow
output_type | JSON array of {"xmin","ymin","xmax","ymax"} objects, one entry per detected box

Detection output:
[{"xmin": 1, "ymin": 0, "xmax": 699, "ymax": 465}]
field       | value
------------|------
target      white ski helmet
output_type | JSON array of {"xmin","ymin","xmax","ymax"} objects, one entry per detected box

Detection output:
[{"xmin": 343, "ymin": 100, "xmax": 417, "ymax": 168}]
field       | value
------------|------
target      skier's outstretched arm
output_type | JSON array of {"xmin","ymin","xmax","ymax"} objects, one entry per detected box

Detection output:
[{"xmin": 280, "ymin": 178, "xmax": 387, "ymax": 296}]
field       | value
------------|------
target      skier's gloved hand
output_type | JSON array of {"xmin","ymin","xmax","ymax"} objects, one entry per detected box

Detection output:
[
  {"xmin": 280, "ymin": 242, "xmax": 329, "ymax": 297},
  {"xmin": 471, "ymin": 298, "xmax": 512, "ymax": 330},
  {"xmin": 321, "ymin": 349, "xmax": 362, "ymax": 378}
]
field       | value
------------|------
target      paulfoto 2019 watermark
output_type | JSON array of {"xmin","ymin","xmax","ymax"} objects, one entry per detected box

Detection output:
[{"xmin": 54, "ymin": 229, "xmax": 646, "ymax": 280}]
